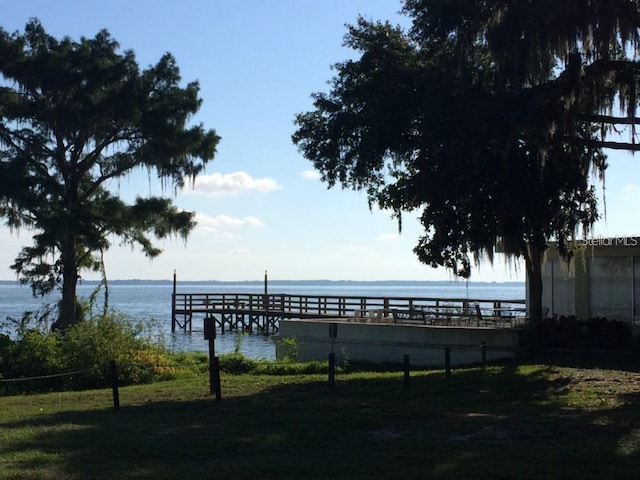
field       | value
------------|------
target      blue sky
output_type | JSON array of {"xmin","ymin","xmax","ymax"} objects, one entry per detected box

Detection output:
[{"xmin": 1, "ymin": 0, "xmax": 639, "ymax": 282}]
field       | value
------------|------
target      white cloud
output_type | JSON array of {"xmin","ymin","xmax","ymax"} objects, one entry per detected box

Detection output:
[
  {"xmin": 200, "ymin": 214, "xmax": 264, "ymax": 229},
  {"xmin": 300, "ymin": 170, "xmax": 321, "ymax": 180},
  {"xmin": 376, "ymin": 233, "xmax": 401, "ymax": 242},
  {"xmin": 230, "ymin": 248, "xmax": 250, "ymax": 255},
  {"xmin": 194, "ymin": 213, "xmax": 264, "ymax": 237},
  {"xmin": 191, "ymin": 172, "xmax": 282, "ymax": 196}
]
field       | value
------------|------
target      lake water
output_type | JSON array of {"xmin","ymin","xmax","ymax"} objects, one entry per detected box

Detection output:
[{"xmin": 0, "ymin": 281, "xmax": 525, "ymax": 360}]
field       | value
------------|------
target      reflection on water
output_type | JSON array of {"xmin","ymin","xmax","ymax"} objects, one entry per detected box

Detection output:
[{"xmin": 167, "ymin": 330, "xmax": 276, "ymax": 360}]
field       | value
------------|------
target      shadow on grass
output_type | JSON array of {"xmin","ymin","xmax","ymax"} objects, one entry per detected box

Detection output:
[
  {"xmin": 2, "ymin": 365, "xmax": 640, "ymax": 479},
  {"xmin": 518, "ymin": 348, "xmax": 640, "ymax": 372}
]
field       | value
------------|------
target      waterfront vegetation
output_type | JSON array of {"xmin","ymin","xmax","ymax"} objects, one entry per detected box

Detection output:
[
  {"xmin": 0, "ymin": 311, "xmax": 324, "ymax": 394},
  {"xmin": 0, "ymin": 312, "xmax": 177, "ymax": 393}
]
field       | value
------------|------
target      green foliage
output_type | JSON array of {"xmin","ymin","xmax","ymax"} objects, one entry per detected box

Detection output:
[
  {"xmin": 218, "ymin": 353, "xmax": 259, "ymax": 375},
  {"xmin": 0, "ymin": 334, "xmax": 10, "ymax": 371},
  {"xmin": 233, "ymin": 331, "xmax": 246, "ymax": 354},
  {"xmin": 118, "ymin": 348, "xmax": 175, "ymax": 385},
  {"xmin": 0, "ymin": 312, "xmax": 175, "ymax": 394},
  {"xmin": 3, "ymin": 330, "xmax": 63, "ymax": 379},
  {"xmin": 254, "ymin": 360, "xmax": 328, "ymax": 376},
  {"xmin": 162, "ymin": 351, "xmax": 330, "ymax": 377},
  {"xmin": 59, "ymin": 312, "xmax": 174, "ymax": 388},
  {"xmin": 167, "ymin": 351, "xmax": 210, "ymax": 377},
  {"xmin": 519, "ymin": 316, "xmax": 635, "ymax": 351},
  {"xmin": 276, "ymin": 336, "xmax": 298, "ymax": 361},
  {"xmin": 0, "ymin": 19, "xmax": 220, "ymax": 329},
  {"xmin": 292, "ymin": 1, "xmax": 640, "ymax": 321}
]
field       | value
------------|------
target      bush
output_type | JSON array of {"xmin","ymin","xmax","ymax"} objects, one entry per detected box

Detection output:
[
  {"xmin": 0, "ymin": 312, "xmax": 174, "ymax": 393},
  {"xmin": 118, "ymin": 348, "xmax": 175, "ymax": 385},
  {"xmin": 519, "ymin": 315, "xmax": 634, "ymax": 350},
  {"xmin": 218, "ymin": 353, "xmax": 258, "ymax": 374},
  {"xmin": 254, "ymin": 360, "xmax": 328, "ymax": 375},
  {"xmin": 0, "ymin": 334, "xmax": 11, "ymax": 373},
  {"xmin": 168, "ymin": 351, "xmax": 210, "ymax": 376},
  {"xmin": 4, "ymin": 329, "xmax": 63, "ymax": 374},
  {"xmin": 58, "ymin": 312, "xmax": 174, "ymax": 387},
  {"xmin": 276, "ymin": 337, "xmax": 298, "ymax": 361}
]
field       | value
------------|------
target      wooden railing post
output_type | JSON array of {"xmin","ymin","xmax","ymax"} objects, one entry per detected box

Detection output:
[{"xmin": 171, "ymin": 270, "xmax": 177, "ymax": 333}]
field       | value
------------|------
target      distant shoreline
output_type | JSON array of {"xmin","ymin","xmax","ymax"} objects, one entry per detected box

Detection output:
[{"xmin": 0, "ymin": 279, "xmax": 525, "ymax": 286}]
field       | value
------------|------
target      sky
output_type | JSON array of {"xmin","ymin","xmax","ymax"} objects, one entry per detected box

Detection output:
[{"xmin": 1, "ymin": 0, "xmax": 639, "ymax": 283}]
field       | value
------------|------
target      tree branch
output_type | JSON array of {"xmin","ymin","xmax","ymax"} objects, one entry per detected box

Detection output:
[
  {"xmin": 580, "ymin": 138, "xmax": 640, "ymax": 150},
  {"xmin": 576, "ymin": 113, "xmax": 640, "ymax": 126}
]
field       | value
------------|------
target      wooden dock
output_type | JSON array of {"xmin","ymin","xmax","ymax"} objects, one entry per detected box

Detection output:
[{"xmin": 171, "ymin": 292, "xmax": 526, "ymax": 334}]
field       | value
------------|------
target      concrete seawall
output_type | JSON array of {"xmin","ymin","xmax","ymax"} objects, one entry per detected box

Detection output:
[{"xmin": 276, "ymin": 319, "xmax": 519, "ymax": 366}]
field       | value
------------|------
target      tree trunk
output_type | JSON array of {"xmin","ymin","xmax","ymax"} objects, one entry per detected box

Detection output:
[
  {"xmin": 524, "ymin": 244, "xmax": 544, "ymax": 322},
  {"xmin": 58, "ymin": 236, "xmax": 80, "ymax": 330}
]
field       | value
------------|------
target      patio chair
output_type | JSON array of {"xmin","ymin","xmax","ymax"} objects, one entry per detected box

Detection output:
[{"xmin": 474, "ymin": 302, "xmax": 484, "ymax": 326}]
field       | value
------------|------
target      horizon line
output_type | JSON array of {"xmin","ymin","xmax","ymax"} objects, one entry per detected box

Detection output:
[{"xmin": 0, "ymin": 278, "xmax": 525, "ymax": 284}]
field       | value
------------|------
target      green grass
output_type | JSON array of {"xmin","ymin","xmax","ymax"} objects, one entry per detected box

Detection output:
[{"xmin": 2, "ymin": 358, "xmax": 640, "ymax": 479}]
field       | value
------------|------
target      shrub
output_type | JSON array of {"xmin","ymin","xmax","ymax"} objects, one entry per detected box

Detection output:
[
  {"xmin": 255, "ymin": 360, "xmax": 328, "ymax": 375},
  {"xmin": 0, "ymin": 311, "xmax": 174, "ymax": 393},
  {"xmin": 276, "ymin": 336, "xmax": 298, "ymax": 361},
  {"xmin": 0, "ymin": 330, "xmax": 64, "ymax": 393},
  {"xmin": 519, "ymin": 315, "xmax": 634, "ymax": 350},
  {"xmin": 6, "ymin": 330, "xmax": 63, "ymax": 376},
  {"xmin": 218, "ymin": 353, "xmax": 258, "ymax": 374},
  {"xmin": 60, "ymin": 313, "xmax": 175, "ymax": 388},
  {"xmin": 118, "ymin": 347, "xmax": 176, "ymax": 385},
  {"xmin": 0, "ymin": 334, "xmax": 13, "ymax": 373},
  {"xmin": 168, "ymin": 351, "xmax": 210, "ymax": 376}
]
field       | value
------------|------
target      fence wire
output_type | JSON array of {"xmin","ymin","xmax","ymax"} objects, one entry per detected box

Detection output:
[{"xmin": 0, "ymin": 368, "xmax": 95, "ymax": 383}]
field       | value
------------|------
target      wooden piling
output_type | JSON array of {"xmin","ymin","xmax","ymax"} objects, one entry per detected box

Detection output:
[{"xmin": 171, "ymin": 270, "xmax": 177, "ymax": 333}]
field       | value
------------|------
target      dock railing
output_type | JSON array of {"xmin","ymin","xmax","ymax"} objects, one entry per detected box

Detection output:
[{"xmin": 171, "ymin": 293, "xmax": 526, "ymax": 332}]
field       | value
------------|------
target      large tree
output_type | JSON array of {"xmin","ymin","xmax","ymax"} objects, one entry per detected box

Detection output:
[
  {"xmin": 0, "ymin": 20, "xmax": 220, "ymax": 329},
  {"xmin": 293, "ymin": 1, "xmax": 640, "ymax": 321}
]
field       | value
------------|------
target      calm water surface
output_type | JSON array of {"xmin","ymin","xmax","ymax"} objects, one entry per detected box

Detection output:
[{"xmin": 0, "ymin": 281, "xmax": 525, "ymax": 359}]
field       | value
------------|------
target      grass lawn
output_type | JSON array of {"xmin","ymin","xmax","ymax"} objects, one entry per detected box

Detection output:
[{"xmin": 2, "ymin": 356, "xmax": 640, "ymax": 479}]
